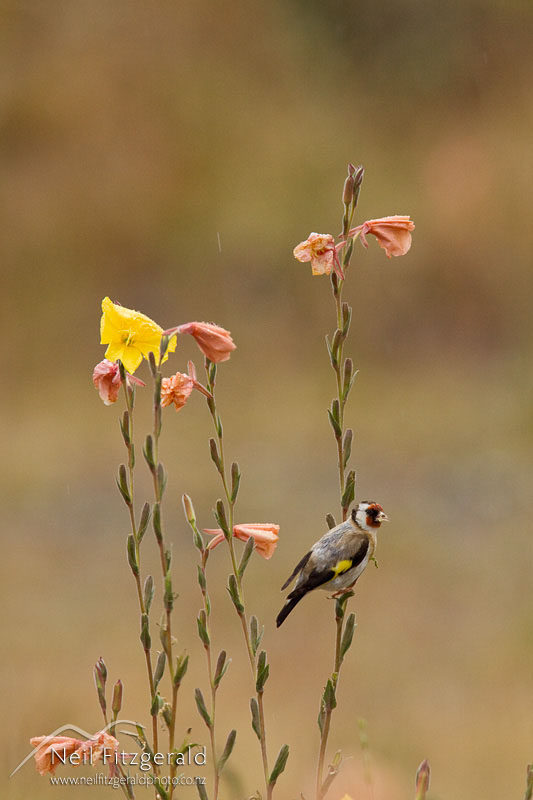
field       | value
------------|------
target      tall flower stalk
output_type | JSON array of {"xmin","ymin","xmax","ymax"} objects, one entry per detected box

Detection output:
[
  {"xmin": 199, "ymin": 358, "xmax": 288, "ymax": 800},
  {"xmin": 294, "ymin": 165, "xmax": 415, "ymax": 799}
]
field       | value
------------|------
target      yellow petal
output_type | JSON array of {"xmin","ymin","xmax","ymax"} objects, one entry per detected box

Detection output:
[{"xmin": 104, "ymin": 342, "xmax": 143, "ymax": 374}]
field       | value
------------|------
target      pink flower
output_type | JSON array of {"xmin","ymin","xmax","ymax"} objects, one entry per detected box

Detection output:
[
  {"xmin": 351, "ymin": 215, "xmax": 415, "ymax": 258},
  {"xmin": 75, "ymin": 731, "xmax": 120, "ymax": 768},
  {"xmin": 204, "ymin": 523, "xmax": 280, "ymax": 560},
  {"xmin": 173, "ymin": 322, "xmax": 236, "ymax": 363},
  {"xmin": 161, "ymin": 372, "xmax": 194, "ymax": 411},
  {"xmin": 161, "ymin": 361, "xmax": 212, "ymax": 411},
  {"xmin": 92, "ymin": 359, "xmax": 145, "ymax": 405},
  {"xmin": 30, "ymin": 736, "xmax": 83, "ymax": 775},
  {"xmin": 293, "ymin": 232, "xmax": 343, "ymax": 277}
]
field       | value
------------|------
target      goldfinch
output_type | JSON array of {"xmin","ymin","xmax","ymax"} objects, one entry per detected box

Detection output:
[{"xmin": 276, "ymin": 501, "xmax": 388, "ymax": 627}]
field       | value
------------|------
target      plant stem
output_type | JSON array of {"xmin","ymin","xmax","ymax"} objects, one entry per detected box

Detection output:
[
  {"xmin": 204, "ymin": 361, "xmax": 272, "ymax": 800},
  {"xmin": 121, "ymin": 381, "xmax": 159, "ymax": 761}
]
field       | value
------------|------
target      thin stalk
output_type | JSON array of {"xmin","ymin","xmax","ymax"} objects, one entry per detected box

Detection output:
[
  {"xmin": 148, "ymin": 350, "xmax": 178, "ymax": 798},
  {"xmin": 204, "ymin": 362, "xmax": 272, "ymax": 800},
  {"xmin": 317, "ymin": 169, "xmax": 363, "ymax": 798},
  {"xmin": 121, "ymin": 380, "xmax": 159, "ymax": 760}
]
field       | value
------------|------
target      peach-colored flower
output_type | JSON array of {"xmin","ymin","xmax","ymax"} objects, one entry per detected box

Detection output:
[
  {"xmin": 161, "ymin": 372, "xmax": 194, "ymax": 411},
  {"xmin": 75, "ymin": 731, "xmax": 120, "ymax": 767},
  {"xmin": 204, "ymin": 523, "xmax": 279, "ymax": 560},
  {"xmin": 92, "ymin": 359, "xmax": 145, "ymax": 405},
  {"xmin": 174, "ymin": 322, "xmax": 236, "ymax": 363},
  {"xmin": 161, "ymin": 360, "xmax": 212, "ymax": 411},
  {"xmin": 30, "ymin": 736, "xmax": 83, "ymax": 775},
  {"xmin": 293, "ymin": 232, "xmax": 342, "ymax": 277},
  {"xmin": 351, "ymin": 215, "xmax": 415, "ymax": 258}
]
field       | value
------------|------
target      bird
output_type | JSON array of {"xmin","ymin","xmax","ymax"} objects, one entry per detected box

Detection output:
[{"xmin": 276, "ymin": 501, "xmax": 389, "ymax": 627}]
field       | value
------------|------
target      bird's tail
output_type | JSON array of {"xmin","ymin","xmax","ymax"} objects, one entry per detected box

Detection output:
[{"xmin": 276, "ymin": 590, "xmax": 306, "ymax": 628}]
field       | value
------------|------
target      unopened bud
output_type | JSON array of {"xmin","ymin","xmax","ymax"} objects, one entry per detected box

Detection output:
[
  {"xmin": 182, "ymin": 494, "xmax": 196, "ymax": 525},
  {"xmin": 112, "ymin": 680, "xmax": 123, "ymax": 716},
  {"xmin": 415, "ymin": 759, "xmax": 430, "ymax": 800}
]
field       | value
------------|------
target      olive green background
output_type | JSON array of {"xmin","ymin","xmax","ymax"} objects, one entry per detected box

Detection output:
[{"xmin": 2, "ymin": 1, "xmax": 533, "ymax": 798}]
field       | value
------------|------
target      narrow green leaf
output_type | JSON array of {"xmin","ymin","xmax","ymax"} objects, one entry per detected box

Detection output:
[
  {"xmin": 230, "ymin": 461, "xmax": 241, "ymax": 503},
  {"xmin": 194, "ymin": 688, "xmax": 212, "ymax": 728},
  {"xmin": 157, "ymin": 463, "xmax": 167, "ymax": 497},
  {"xmin": 197, "ymin": 565, "xmax": 207, "ymax": 592},
  {"xmin": 127, "ymin": 535, "xmax": 139, "ymax": 576},
  {"xmin": 340, "ymin": 613, "xmax": 356, "ymax": 661},
  {"xmin": 341, "ymin": 470, "xmax": 355, "ymax": 510},
  {"xmin": 174, "ymin": 653, "xmax": 189, "ymax": 686},
  {"xmin": 269, "ymin": 744, "xmax": 289, "ymax": 786},
  {"xmin": 325, "ymin": 513, "xmax": 336, "ymax": 530},
  {"xmin": 140, "ymin": 613, "xmax": 151, "ymax": 650},
  {"xmin": 197, "ymin": 613, "xmax": 210, "ymax": 648},
  {"xmin": 116, "ymin": 464, "xmax": 131, "ymax": 505},
  {"xmin": 153, "ymin": 651, "xmax": 166, "ymax": 689},
  {"xmin": 328, "ymin": 406, "xmax": 342, "ymax": 439},
  {"xmin": 138, "ymin": 502, "xmax": 151, "ymax": 541},
  {"xmin": 342, "ymin": 429, "xmax": 353, "ymax": 470},
  {"xmin": 143, "ymin": 434, "xmax": 155, "ymax": 470},
  {"xmin": 214, "ymin": 650, "xmax": 230, "ymax": 688},
  {"xmin": 324, "ymin": 679, "xmax": 337, "ymax": 711},
  {"xmin": 215, "ymin": 500, "xmax": 230, "ymax": 537},
  {"xmin": 153, "ymin": 502, "xmax": 162, "ymax": 543},
  {"xmin": 238, "ymin": 536, "xmax": 254, "ymax": 578},
  {"xmin": 196, "ymin": 780, "xmax": 209, "ymax": 800},
  {"xmin": 164, "ymin": 572, "xmax": 173, "ymax": 613},
  {"xmin": 250, "ymin": 698, "xmax": 261, "ymax": 739},
  {"xmin": 217, "ymin": 729, "xmax": 237, "ymax": 773},
  {"xmin": 342, "ymin": 302, "xmax": 352, "ymax": 336},
  {"xmin": 209, "ymin": 438, "xmax": 221, "ymax": 471},
  {"xmin": 256, "ymin": 650, "xmax": 269, "ymax": 693},
  {"xmin": 250, "ymin": 615, "xmax": 263, "ymax": 656},
  {"xmin": 227, "ymin": 574, "xmax": 244, "ymax": 614},
  {"xmin": 120, "ymin": 410, "xmax": 130, "ymax": 446}
]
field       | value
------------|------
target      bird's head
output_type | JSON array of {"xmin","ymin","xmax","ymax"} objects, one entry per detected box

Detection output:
[{"xmin": 352, "ymin": 501, "xmax": 389, "ymax": 531}]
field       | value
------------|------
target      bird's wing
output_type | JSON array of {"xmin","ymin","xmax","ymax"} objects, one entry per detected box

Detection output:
[
  {"xmin": 293, "ymin": 532, "xmax": 370, "ymax": 595},
  {"xmin": 280, "ymin": 550, "xmax": 312, "ymax": 590}
]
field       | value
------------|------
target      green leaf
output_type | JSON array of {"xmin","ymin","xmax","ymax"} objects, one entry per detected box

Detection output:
[
  {"xmin": 230, "ymin": 461, "xmax": 241, "ymax": 503},
  {"xmin": 328, "ymin": 404, "xmax": 342, "ymax": 439},
  {"xmin": 127, "ymin": 535, "xmax": 139, "ymax": 577},
  {"xmin": 116, "ymin": 464, "xmax": 131, "ymax": 506},
  {"xmin": 250, "ymin": 698, "xmax": 261, "ymax": 739},
  {"xmin": 323, "ymin": 679, "xmax": 337, "ymax": 711},
  {"xmin": 340, "ymin": 613, "xmax": 356, "ymax": 661},
  {"xmin": 256, "ymin": 651, "xmax": 270, "ymax": 693},
  {"xmin": 227, "ymin": 574, "xmax": 244, "ymax": 614},
  {"xmin": 215, "ymin": 500, "xmax": 230, "ymax": 537},
  {"xmin": 157, "ymin": 463, "xmax": 167, "ymax": 497},
  {"xmin": 194, "ymin": 688, "xmax": 212, "ymax": 728},
  {"xmin": 196, "ymin": 781, "xmax": 209, "ymax": 800},
  {"xmin": 138, "ymin": 502, "xmax": 151, "ymax": 541},
  {"xmin": 217, "ymin": 729, "xmax": 237, "ymax": 773},
  {"xmin": 143, "ymin": 434, "xmax": 155, "ymax": 470},
  {"xmin": 250, "ymin": 616, "xmax": 263, "ymax": 657},
  {"xmin": 269, "ymin": 744, "xmax": 289, "ymax": 786},
  {"xmin": 238, "ymin": 536, "xmax": 254, "ymax": 578},
  {"xmin": 153, "ymin": 651, "xmax": 166, "ymax": 689},
  {"xmin": 342, "ymin": 429, "xmax": 353, "ymax": 470},
  {"xmin": 120, "ymin": 410, "xmax": 130, "ymax": 446},
  {"xmin": 150, "ymin": 691, "xmax": 163, "ymax": 717},
  {"xmin": 174, "ymin": 653, "xmax": 189, "ymax": 686},
  {"xmin": 153, "ymin": 502, "xmax": 162, "ymax": 543},
  {"xmin": 214, "ymin": 650, "xmax": 230, "ymax": 688},
  {"xmin": 209, "ymin": 438, "xmax": 221, "ymax": 471},
  {"xmin": 341, "ymin": 302, "xmax": 352, "ymax": 336},
  {"xmin": 341, "ymin": 470, "xmax": 355, "ymax": 511},
  {"xmin": 164, "ymin": 572, "xmax": 174, "ymax": 613},
  {"xmin": 197, "ymin": 565, "xmax": 207, "ymax": 592},
  {"xmin": 197, "ymin": 613, "xmax": 210, "ymax": 648},
  {"xmin": 140, "ymin": 613, "xmax": 151, "ymax": 650}
]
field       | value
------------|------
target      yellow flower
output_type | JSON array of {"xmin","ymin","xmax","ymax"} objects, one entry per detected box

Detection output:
[{"xmin": 100, "ymin": 297, "xmax": 177, "ymax": 374}]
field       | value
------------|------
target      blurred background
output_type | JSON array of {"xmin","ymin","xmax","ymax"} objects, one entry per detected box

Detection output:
[{"xmin": 2, "ymin": 1, "xmax": 533, "ymax": 798}]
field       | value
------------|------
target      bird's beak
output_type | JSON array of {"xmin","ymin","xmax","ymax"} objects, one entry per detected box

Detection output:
[{"xmin": 378, "ymin": 512, "xmax": 389, "ymax": 522}]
